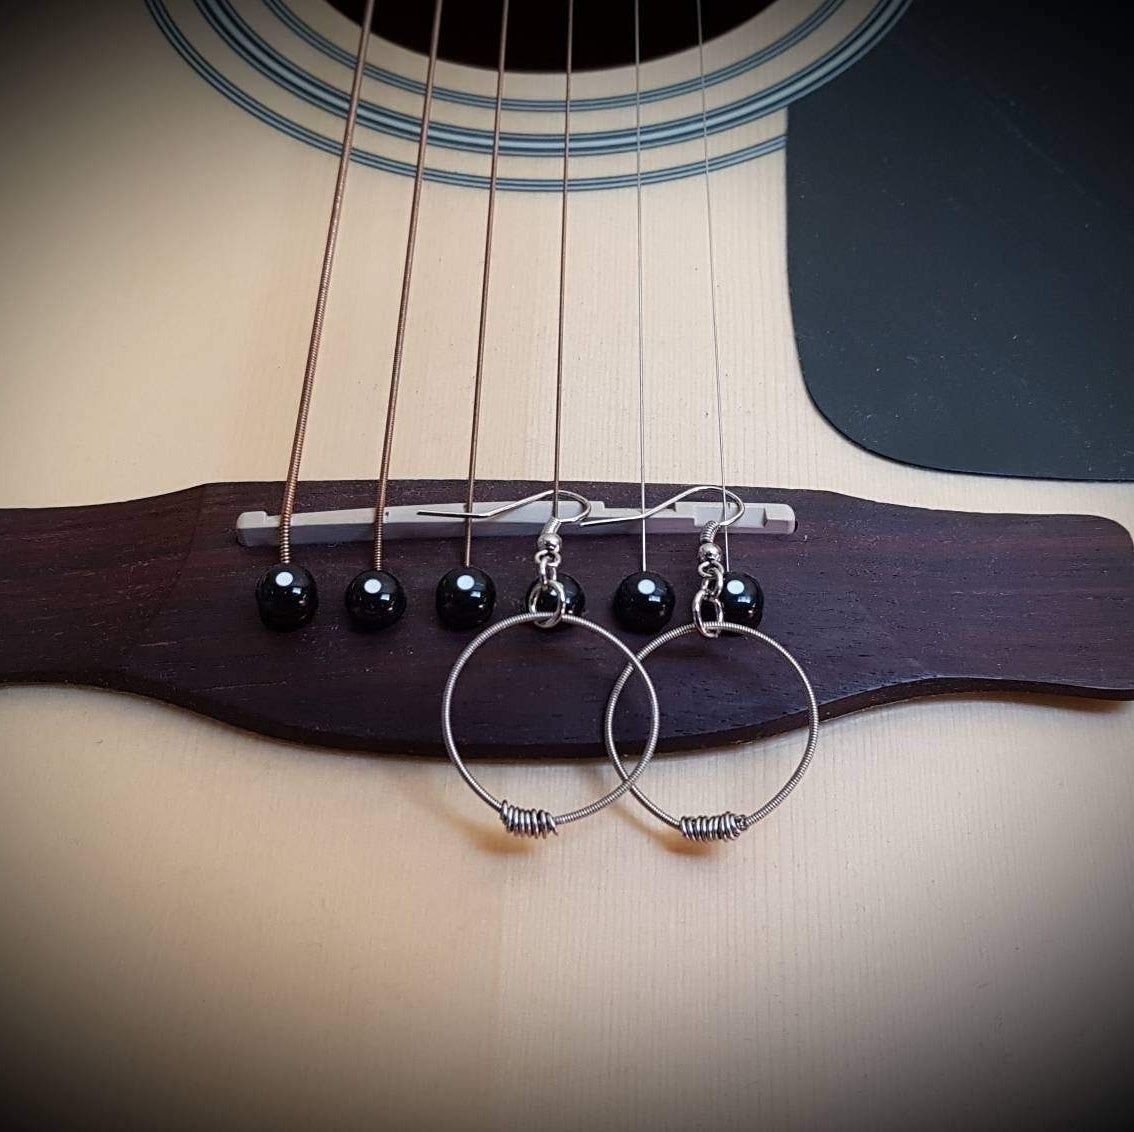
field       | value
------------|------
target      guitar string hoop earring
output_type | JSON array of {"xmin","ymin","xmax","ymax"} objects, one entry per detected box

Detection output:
[
  {"xmin": 442, "ymin": 507, "xmax": 660, "ymax": 838},
  {"xmin": 602, "ymin": 521, "xmax": 819, "ymax": 842},
  {"xmin": 442, "ymin": 612, "xmax": 662, "ymax": 838},
  {"xmin": 604, "ymin": 621, "xmax": 819, "ymax": 841}
]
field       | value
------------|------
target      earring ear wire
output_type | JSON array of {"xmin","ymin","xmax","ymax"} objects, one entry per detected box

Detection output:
[{"xmin": 581, "ymin": 485, "xmax": 744, "ymax": 635}]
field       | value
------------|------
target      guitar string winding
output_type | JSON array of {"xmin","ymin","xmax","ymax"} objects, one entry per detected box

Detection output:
[
  {"xmin": 680, "ymin": 812, "xmax": 747, "ymax": 842},
  {"xmin": 461, "ymin": 0, "xmax": 510, "ymax": 569},
  {"xmin": 371, "ymin": 0, "xmax": 444, "ymax": 571},
  {"xmin": 500, "ymin": 801, "xmax": 558, "ymax": 839},
  {"xmin": 277, "ymin": 0, "xmax": 375, "ymax": 566}
]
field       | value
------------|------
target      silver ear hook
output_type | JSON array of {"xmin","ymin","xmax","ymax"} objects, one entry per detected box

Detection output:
[
  {"xmin": 420, "ymin": 491, "xmax": 592, "ymax": 630},
  {"xmin": 417, "ymin": 488, "xmax": 592, "ymax": 524},
  {"xmin": 578, "ymin": 484, "xmax": 745, "ymax": 530},
  {"xmin": 527, "ymin": 499, "xmax": 585, "ymax": 629},
  {"xmin": 576, "ymin": 485, "xmax": 742, "ymax": 640},
  {"xmin": 421, "ymin": 490, "xmax": 592, "ymax": 630},
  {"xmin": 693, "ymin": 528, "xmax": 727, "ymax": 638},
  {"xmin": 529, "ymin": 523, "xmax": 569, "ymax": 629},
  {"xmin": 526, "ymin": 493, "xmax": 593, "ymax": 629},
  {"xmin": 675, "ymin": 491, "xmax": 746, "ymax": 641}
]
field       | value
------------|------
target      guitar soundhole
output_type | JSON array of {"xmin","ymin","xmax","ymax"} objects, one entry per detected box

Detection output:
[{"xmin": 326, "ymin": 0, "xmax": 771, "ymax": 72}]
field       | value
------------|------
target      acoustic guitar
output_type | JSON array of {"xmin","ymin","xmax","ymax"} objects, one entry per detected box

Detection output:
[{"xmin": 2, "ymin": 0, "xmax": 1132, "ymax": 1126}]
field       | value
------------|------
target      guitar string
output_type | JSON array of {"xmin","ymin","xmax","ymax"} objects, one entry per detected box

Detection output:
[
  {"xmin": 277, "ymin": 0, "xmax": 375, "ymax": 566},
  {"xmin": 371, "ymin": 0, "xmax": 444, "ymax": 571},
  {"xmin": 695, "ymin": 0, "xmax": 732, "ymax": 568},
  {"xmin": 462, "ymin": 0, "xmax": 510, "ymax": 569},
  {"xmin": 633, "ymin": 0, "xmax": 648, "ymax": 572},
  {"xmin": 552, "ymin": 0, "xmax": 575, "ymax": 521}
]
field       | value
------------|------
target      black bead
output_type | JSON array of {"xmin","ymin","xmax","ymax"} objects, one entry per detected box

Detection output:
[
  {"xmin": 526, "ymin": 572, "xmax": 585, "ymax": 620},
  {"xmin": 612, "ymin": 570, "xmax": 675, "ymax": 634},
  {"xmin": 436, "ymin": 565, "xmax": 496, "ymax": 630},
  {"xmin": 344, "ymin": 568, "xmax": 406, "ymax": 630},
  {"xmin": 255, "ymin": 563, "xmax": 318, "ymax": 631},
  {"xmin": 717, "ymin": 570, "xmax": 765, "ymax": 627}
]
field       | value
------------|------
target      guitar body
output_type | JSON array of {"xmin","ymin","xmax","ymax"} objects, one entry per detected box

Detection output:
[{"xmin": 1, "ymin": 1, "xmax": 1131, "ymax": 1126}]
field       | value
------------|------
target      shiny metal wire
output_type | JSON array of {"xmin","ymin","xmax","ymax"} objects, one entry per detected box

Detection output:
[
  {"xmin": 632, "ymin": 0, "xmax": 648, "ymax": 572},
  {"xmin": 679, "ymin": 812, "xmax": 746, "ymax": 842},
  {"xmin": 528, "ymin": 537, "xmax": 568, "ymax": 629},
  {"xmin": 442, "ymin": 612, "xmax": 662, "ymax": 837},
  {"xmin": 692, "ymin": 536, "xmax": 725, "ymax": 638},
  {"xmin": 527, "ymin": 578, "xmax": 568, "ymax": 628},
  {"xmin": 462, "ymin": 0, "xmax": 510, "ymax": 569},
  {"xmin": 371, "ymin": 0, "xmax": 444, "ymax": 571},
  {"xmin": 579, "ymin": 485, "xmax": 746, "ymax": 530},
  {"xmin": 694, "ymin": 0, "xmax": 731, "ymax": 568},
  {"xmin": 278, "ymin": 0, "xmax": 375, "ymax": 565},
  {"xmin": 691, "ymin": 584, "xmax": 724, "ymax": 639},
  {"xmin": 552, "ymin": 0, "xmax": 574, "ymax": 520},
  {"xmin": 500, "ymin": 802, "xmax": 557, "ymax": 839},
  {"xmin": 419, "ymin": 488, "xmax": 591, "ymax": 525},
  {"xmin": 603, "ymin": 621, "xmax": 820, "ymax": 840}
]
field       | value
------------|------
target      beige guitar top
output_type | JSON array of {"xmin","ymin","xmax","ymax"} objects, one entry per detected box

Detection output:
[{"xmin": 0, "ymin": 0, "xmax": 1131, "ymax": 1125}]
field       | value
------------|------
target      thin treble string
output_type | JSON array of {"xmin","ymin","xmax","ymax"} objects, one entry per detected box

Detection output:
[
  {"xmin": 633, "ymin": 0, "xmax": 648, "ymax": 572},
  {"xmin": 278, "ymin": 0, "xmax": 375, "ymax": 566},
  {"xmin": 372, "ymin": 0, "xmax": 444, "ymax": 571},
  {"xmin": 552, "ymin": 0, "xmax": 574, "ymax": 521},
  {"xmin": 694, "ymin": 0, "xmax": 731, "ymax": 569},
  {"xmin": 462, "ymin": 0, "xmax": 510, "ymax": 569}
]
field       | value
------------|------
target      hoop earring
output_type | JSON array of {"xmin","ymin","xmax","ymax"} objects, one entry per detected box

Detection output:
[
  {"xmin": 441, "ymin": 514, "xmax": 662, "ymax": 839},
  {"xmin": 602, "ymin": 524, "xmax": 820, "ymax": 842}
]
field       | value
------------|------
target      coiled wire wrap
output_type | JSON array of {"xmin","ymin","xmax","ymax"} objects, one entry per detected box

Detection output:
[
  {"xmin": 500, "ymin": 802, "xmax": 558, "ymax": 838},
  {"xmin": 679, "ymin": 812, "xmax": 747, "ymax": 842},
  {"xmin": 603, "ymin": 621, "xmax": 820, "ymax": 841},
  {"xmin": 442, "ymin": 612, "xmax": 662, "ymax": 838}
]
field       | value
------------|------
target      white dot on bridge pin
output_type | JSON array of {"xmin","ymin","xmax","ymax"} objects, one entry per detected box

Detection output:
[
  {"xmin": 363, "ymin": 577, "xmax": 383, "ymax": 595},
  {"xmin": 275, "ymin": 570, "xmax": 294, "ymax": 587},
  {"xmin": 456, "ymin": 574, "xmax": 476, "ymax": 591},
  {"xmin": 726, "ymin": 578, "xmax": 745, "ymax": 596},
  {"xmin": 637, "ymin": 578, "xmax": 656, "ymax": 595}
]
